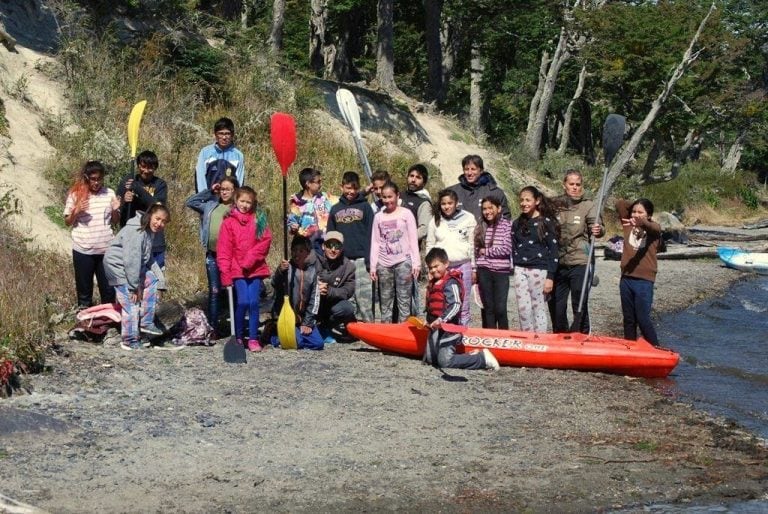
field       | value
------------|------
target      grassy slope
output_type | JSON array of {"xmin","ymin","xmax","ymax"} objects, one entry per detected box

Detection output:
[{"xmin": 2, "ymin": 19, "xmax": 767, "ymax": 388}]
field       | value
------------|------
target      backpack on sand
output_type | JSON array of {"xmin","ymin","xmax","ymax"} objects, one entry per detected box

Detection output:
[
  {"xmin": 68, "ymin": 303, "xmax": 121, "ymax": 342},
  {"xmin": 171, "ymin": 307, "xmax": 215, "ymax": 346}
]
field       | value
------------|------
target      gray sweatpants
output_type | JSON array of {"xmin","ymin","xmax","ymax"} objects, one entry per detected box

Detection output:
[
  {"xmin": 377, "ymin": 260, "xmax": 413, "ymax": 323},
  {"xmin": 423, "ymin": 329, "xmax": 486, "ymax": 370},
  {"xmin": 350, "ymin": 257, "xmax": 374, "ymax": 322}
]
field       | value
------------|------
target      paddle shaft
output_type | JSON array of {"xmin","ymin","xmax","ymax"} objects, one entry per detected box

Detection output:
[
  {"xmin": 352, "ymin": 135, "xmax": 373, "ymax": 182},
  {"xmin": 574, "ymin": 165, "xmax": 609, "ymax": 319},
  {"xmin": 282, "ymin": 174, "xmax": 288, "ymax": 259},
  {"xmin": 573, "ymin": 118, "xmax": 621, "ymax": 323}
]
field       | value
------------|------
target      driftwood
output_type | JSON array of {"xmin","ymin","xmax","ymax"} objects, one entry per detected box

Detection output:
[
  {"xmin": 0, "ymin": 493, "xmax": 49, "ymax": 514},
  {"xmin": 743, "ymin": 218, "xmax": 768, "ymax": 230},
  {"xmin": 657, "ymin": 245, "xmax": 719, "ymax": 260},
  {"xmin": 688, "ymin": 225, "xmax": 768, "ymax": 242}
]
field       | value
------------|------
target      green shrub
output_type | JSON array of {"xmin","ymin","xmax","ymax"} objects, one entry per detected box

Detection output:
[
  {"xmin": 739, "ymin": 186, "xmax": 760, "ymax": 210},
  {"xmin": 641, "ymin": 158, "xmax": 753, "ymax": 213},
  {"xmin": 0, "ymin": 98, "xmax": 8, "ymax": 137}
]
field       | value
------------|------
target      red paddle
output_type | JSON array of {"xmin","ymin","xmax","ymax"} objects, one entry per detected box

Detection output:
[
  {"xmin": 270, "ymin": 113, "xmax": 298, "ymax": 350},
  {"xmin": 270, "ymin": 113, "xmax": 296, "ymax": 257}
]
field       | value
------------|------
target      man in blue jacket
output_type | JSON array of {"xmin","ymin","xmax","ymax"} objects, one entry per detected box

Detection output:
[{"xmin": 195, "ymin": 117, "xmax": 245, "ymax": 193}]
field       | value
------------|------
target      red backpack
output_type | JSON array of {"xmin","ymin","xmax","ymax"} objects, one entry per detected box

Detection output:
[{"xmin": 68, "ymin": 303, "xmax": 121, "ymax": 341}]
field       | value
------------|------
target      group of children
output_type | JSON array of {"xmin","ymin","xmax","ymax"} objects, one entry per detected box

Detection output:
[{"xmin": 64, "ymin": 116, "xmax": 664, "ymax": 366}]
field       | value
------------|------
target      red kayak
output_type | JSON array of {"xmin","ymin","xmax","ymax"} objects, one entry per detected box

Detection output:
[{"xmin": 347, "ymin": 321, "xmax": 679, "ymax": 378}]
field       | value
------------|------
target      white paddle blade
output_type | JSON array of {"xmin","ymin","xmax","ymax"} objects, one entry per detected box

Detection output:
[{"xmin": 336, "ymin": 88, "xmax": 362, "ymax": 138}]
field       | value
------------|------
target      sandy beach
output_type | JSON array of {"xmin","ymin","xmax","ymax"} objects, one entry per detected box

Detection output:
[{"xmin": 1, "ymin": 255, "xmax": 766, "ymax": 513}]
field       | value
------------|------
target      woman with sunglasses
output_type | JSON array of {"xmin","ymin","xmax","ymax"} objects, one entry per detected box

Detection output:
[{"xmin": 63, "ymin": 160, "xmax": 121, "ymax": 309}]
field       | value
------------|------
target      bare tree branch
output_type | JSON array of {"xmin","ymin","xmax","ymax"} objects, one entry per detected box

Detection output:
[
  {"xmin": 603, "ymin": 2, "xmax": 717, "ymax": 195},
  {"xmin": 558, "ymin": 64, "xmax": 587, "ymax": 154}
]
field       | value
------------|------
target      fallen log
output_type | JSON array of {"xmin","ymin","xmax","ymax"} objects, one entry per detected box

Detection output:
[
  {"xmin": 657, "ymin": 245, "xmax": 719, "ymax": 260},
  {"xmin": 688, "ymin": 225, "xmax": 768, "ymax": 242},
  {"xmin": 743, "ymin": 218, "xmax": 768, "ymax": 230}
]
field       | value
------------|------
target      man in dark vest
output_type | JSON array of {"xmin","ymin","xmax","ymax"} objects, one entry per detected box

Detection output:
[
  {"xmin": 401, "ymin": 164, "xmax": 433, "ymax": 315},
  {"xmin": 401, "ymin": 164, "xmax": 433, "ymax": 247}
]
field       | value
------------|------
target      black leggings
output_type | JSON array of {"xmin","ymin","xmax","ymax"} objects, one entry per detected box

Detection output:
[
  {"xmin": 476, "ymin": 267, "xmax": 509, "ymax": 329},
  {"xmin": 73, "ymin": 250, "xmax": 115, "ymax": 308}
]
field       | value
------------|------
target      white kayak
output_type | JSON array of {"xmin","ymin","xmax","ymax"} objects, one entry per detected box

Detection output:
[{"xmin": 717, "ymin": 247, "xmax": 768, "ymax": 275}]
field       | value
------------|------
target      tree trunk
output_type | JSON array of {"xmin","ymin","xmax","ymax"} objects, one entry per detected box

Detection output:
[
  {"xmin": 557, "ymin": 64, "xmax": 587, "ymax": 154},
  {"xmin": 439, "ymin": 16, "xmax": 456, "ymax": 103},
  {"xmin": 269, "ymin": 0, "xmax": 286, "ymax": 52},
  {"xmin": 329, "ymin": 28, "xmax": 354, "ymax": 82},
  {"xmin": 604, "ymin": 2, "xmax": 716, "ymax": 195},
  {"xmin": 423, "ymin": 0, "xmax": 443, "ymax": 103},
  {"xmin": 526, "ymin": 50, "xmax": 550, "ymax": 137},
  {"xmin": 721, "ymin": 129, "xmax": 747, "ymax": 174},
  {"xmin": 578, "ymin": 98, "xmax": 595, "ymax": 165},
  {"xmin": 524, "ymin": 27, "xmax": 570, "ymax": 159},
  {"xmin": 641, "ymin": 130, "xmax": 702, "ymax": 184},
  {"xmin": 469, "ymin": 41, "xmax": 484, "ymax": 135},
  {"xmin": 376, "ymin": 0, "xmax": 397, "ymax": 92},
  {"xmin": 640, "ymin": 136, "xmax": 663, "ymax": 179},
  {"xmin": 309, "ymin": 0, "xmax": 328, "ymax": 73}
]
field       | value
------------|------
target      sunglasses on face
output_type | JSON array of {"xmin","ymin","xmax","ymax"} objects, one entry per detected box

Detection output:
[{"xmin": 324, "ymin": 242, "xmax": 342, "ymax": 250}]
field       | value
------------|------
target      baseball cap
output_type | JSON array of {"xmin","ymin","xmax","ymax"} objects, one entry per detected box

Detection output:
[{"xmin": 324, "ymin": 231, "xmax": 344, "ymax": 244}]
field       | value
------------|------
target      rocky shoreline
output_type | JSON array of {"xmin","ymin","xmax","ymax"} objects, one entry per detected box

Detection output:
[{"xmin": 1, "ymin": 255, "xmax": 766, "ymax": 513}]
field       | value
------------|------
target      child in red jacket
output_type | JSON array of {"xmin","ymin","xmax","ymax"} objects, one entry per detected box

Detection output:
[{"xmin": 217, "ymin": 186, "xmax": 272, "ymax": 352}]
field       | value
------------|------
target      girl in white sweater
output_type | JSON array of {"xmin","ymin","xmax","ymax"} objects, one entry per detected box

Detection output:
[{"xmin": 426, "ymin": 189, "xmax": 476, "ymax": 325}]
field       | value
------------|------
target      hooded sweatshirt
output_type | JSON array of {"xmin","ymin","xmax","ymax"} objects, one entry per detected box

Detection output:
[
  {"xmin": 448, "ymin": 171, "xmax": 511, "ymax": 221},
  {"xmin": 104, "ymin": 213, "xmax": 166, "ymax": 291},
  {"xmin": 216, "ymin": 208, "xmax": 272, "ymax": 287},
  {"xmin": 426, "ymin": 209, "xmax": 477, "ymax": 265},
  {"xmin": 327, "ymin": 192, "xmax": 374, "ymax": 264},
  {"xmin": 271, "ymin": 250, "xmax": 321, "ymax": 327},
  {"xmin": 316, "ymin": 252, "xmax": 356, "ymax": 304}
]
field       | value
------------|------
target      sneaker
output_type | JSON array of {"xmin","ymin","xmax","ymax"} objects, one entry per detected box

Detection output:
[
  {"xmin": 140, "ymin": 323, "xmax": 164, "ymax": 336},
  {"xmin": 120, "ymin": 341, "xmax": 141, "ymax": 351},
  {"xmin": 483, "ymin": 349, "xmax": 500, "ymax": 371},
  {"xmin": 322, "ymin": 335, "xmax": 337, "ymax": 346},
  {"xmin": 330, "ymin": 324, "xmax": 346, "ymax": 338},
  {"xmin": 247, "ymin": 339, "xmax": 262, "ymax": 352},
  {"xmin": 141, "ymin": 337, "xmax": 151, "ymax": 349}
]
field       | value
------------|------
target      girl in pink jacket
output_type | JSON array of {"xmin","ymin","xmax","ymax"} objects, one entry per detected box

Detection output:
[{"xmin": 216, "ymin": 186, "xmax": 272, "ymax": 352}]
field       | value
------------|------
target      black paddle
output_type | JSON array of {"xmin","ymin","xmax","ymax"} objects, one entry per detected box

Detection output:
[
  {"xmin": 223, "ymin": 286, "xmax": 246, "ymax": 363},
  {"xmin": 570, "ymin": 114, "xmax": 626, "ymax": 333}
]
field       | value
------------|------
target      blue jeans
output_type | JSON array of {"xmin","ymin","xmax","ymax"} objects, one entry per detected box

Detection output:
[
  {"xmin": 233, "ymin": 277, "xmax": 262, "ymax": 340},
  {"xmin": 205, "ymin": 251, "xmax": 225, "ymax": 328},
  {"xmin": 152, "ymin": 250, "xmax": 166, "ymax": 269},
  {"xmin": 619, "ymin": 276, "xmax": 659, "ymax": 345},
  {"xmin": 270, "ymin": 327, "xmax": 324, "ymax": 350}
]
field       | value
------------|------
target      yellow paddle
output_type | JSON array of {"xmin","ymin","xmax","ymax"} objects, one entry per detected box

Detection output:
[
  {"xmin": 271, "ymin": 113, "xmax": 298, "ymax": 350},
  {"xmin": 125, "ymin": 100, "xmax": 147, "ymax": 221},
  {"xmin": 406, "ymin": 316, "xmax": 428, "ymax": 330},
  {"xmin": 127, "ymin": 100, "xmax": 147, "ymax": 158}
]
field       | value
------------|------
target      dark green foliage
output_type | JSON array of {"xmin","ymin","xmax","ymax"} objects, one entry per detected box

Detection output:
[
  {"xmin": 166, "ymin": 38, "xmax": 227, "ymax": 99},
  {"xmin": 639, "ymin": 160, "xmax": 757, "ymax": 214}
]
